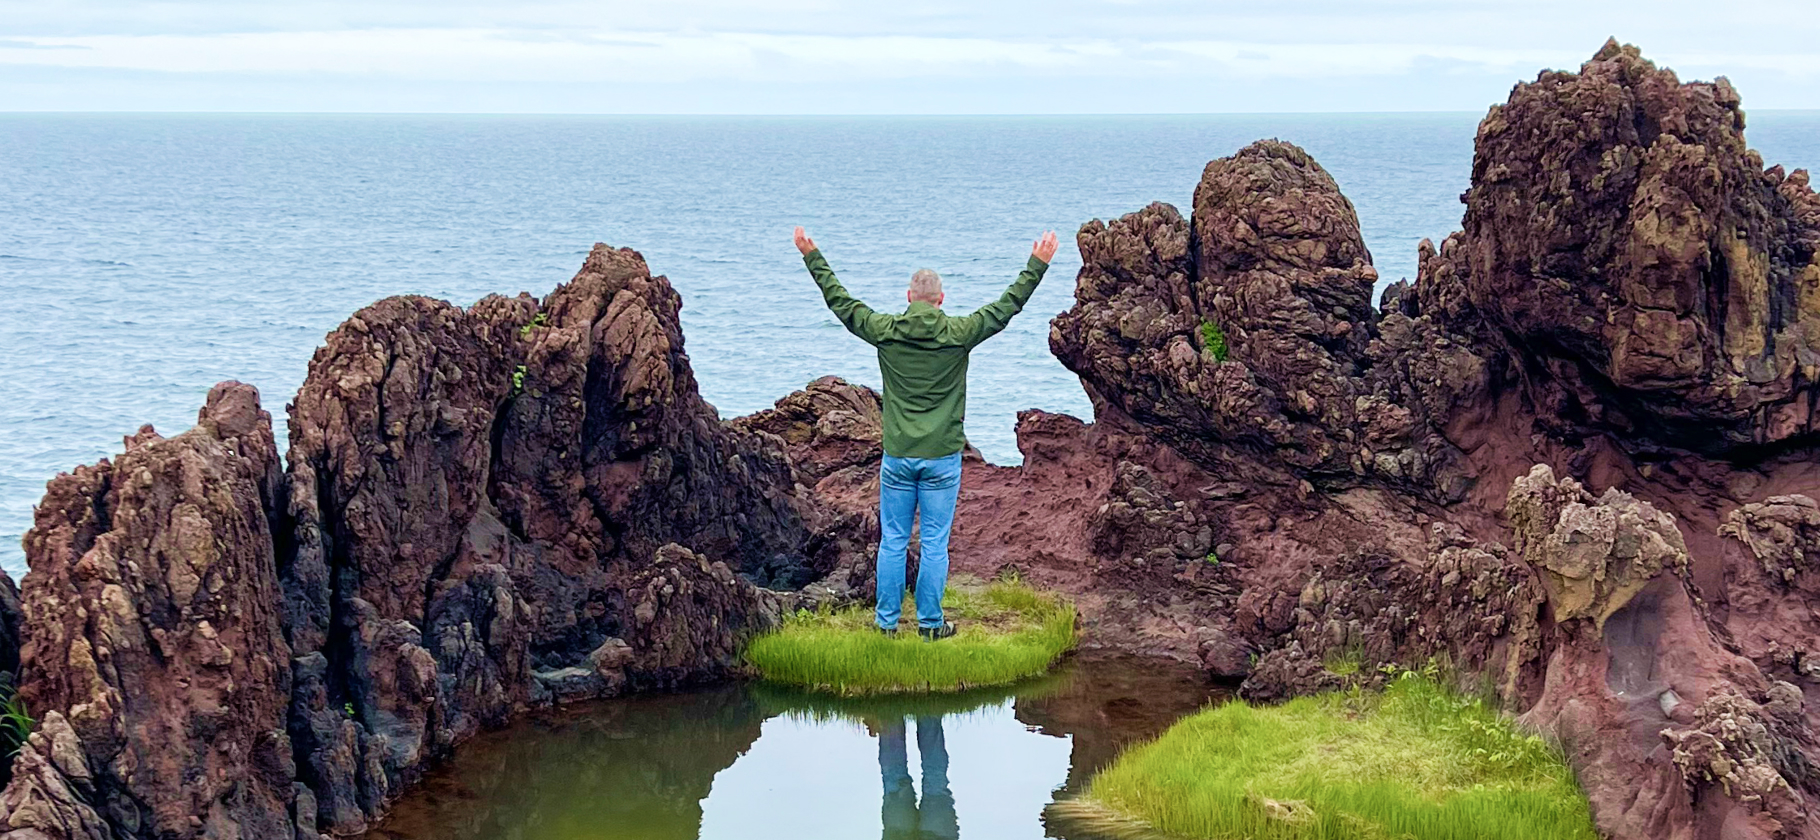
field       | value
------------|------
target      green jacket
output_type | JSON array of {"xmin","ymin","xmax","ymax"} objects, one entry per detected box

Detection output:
[{"xmin": 804, "ymin": 250, "xmax": 1049, "ymax": 459}]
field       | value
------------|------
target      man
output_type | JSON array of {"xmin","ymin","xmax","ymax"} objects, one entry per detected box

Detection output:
[{"xmin": 794, "ymin": 225, "xmax": 1060, "ymax": 640}]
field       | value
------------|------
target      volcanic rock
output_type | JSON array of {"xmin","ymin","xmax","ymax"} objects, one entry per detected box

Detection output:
[
  {"xmin": 731, "ymin": 375, "xmax": 883, "ymax": 485},
  {"xmin": 1431, "ymin": 39, "xmax": 1820, "ymax": 452},
  {"xmin": 5, "ymin": 383, "xmax": 299, "ymax": 839},
  {"xmin": 10, "ymin": 38, "xmax": 1820, "ymax": 840}
]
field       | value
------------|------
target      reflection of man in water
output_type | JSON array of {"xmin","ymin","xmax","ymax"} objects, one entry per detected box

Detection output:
[{"xmin": 877, "ymin": 716, "xmax": 958, "ymax": 840}]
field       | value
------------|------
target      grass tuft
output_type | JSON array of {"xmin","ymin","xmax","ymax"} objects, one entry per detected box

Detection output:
[
  {"xmin": 1049, "ymin": 673, "xmax": 1597, "ymax": 840},
  {"xmin": 1199, "ymin": 321, "xmax": 1229, "ymax": 362},
  {"xmin": 743, "ymin": 576, "xmax": 1076, "ymax": 696},
  {"xmin": 0, "ymin": 675, "xmax": 31, "ymax": 758}
]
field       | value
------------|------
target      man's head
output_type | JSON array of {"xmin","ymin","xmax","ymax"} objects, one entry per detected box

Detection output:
[{"xmin": 908, "ymin": 268, "xmax": 944, "ymax": 307}]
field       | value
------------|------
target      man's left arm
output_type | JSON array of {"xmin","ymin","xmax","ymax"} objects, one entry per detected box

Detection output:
[{"xmin": 961, "ymin": 231, "xmax": 1058, "ymax": 348}]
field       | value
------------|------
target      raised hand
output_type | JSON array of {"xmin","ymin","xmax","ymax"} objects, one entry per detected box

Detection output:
[
  {"xmin": 1032, "ymin": 230, "xmax": 1059, "ymax": 263},
  {"xmin": 794, "ymin": 226, "xmax": 818, "ymax": 256}
]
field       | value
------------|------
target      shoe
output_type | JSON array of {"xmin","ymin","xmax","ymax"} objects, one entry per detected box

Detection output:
[
  {"xmin": 918, "ymin": 621, "xmax": 957, "ymax": 642},
  {"xmin": 877, "ymin": 625, "xmax": 898, "ymax": 637}
]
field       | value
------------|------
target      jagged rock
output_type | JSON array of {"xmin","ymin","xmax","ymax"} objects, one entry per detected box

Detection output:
[
  {"xmin": 1238, "ymin": 642, "xmax": 1343, "ymax": 702},
  {"xmin": 12, "ymin": 40, "xmax": 1820, "ymax": 840},
  {"xmin": 0, "ymin": 713, "xmax": 112, "ymax": 840},
  {"xmin": 1722, "ymin": 495, "xmax": 1820, "ymax": 586},
  {"xmin": 622, "ymin": 544, "xmax": 790, "ymax": 686},
  {"xmin": 12, "ymin": 383, "xmax": 300, "ymax": 840},
  {"xmin": 1090, "ymin": 461, "xmax": 1215, "ymax": 582},
  {"xmin": 0, "ymin": 247, "xmax": 853, "ymax": 840},
  {"xmin": 730, "ymin": 376, "xmax": 883, "ymax": 484},
  {"xmin": 1051, "ymin": 146, "xmax": 1476, "ymax": 503},
  {"xmin": 1663, "ymin": 685, "xmax": 1810, "ymax": 823},
  {"xmin": 1434, "ymin": 39, "xmax": 1820, "ymax": 451},
  {"xmin": 1507, "ymin": 464, "xmax": 1690, "ymax": 627},
  {"xmin": 1719, "ymin": 496, "xmax": 1820, "ymax": 685},
  {"xmin": 280, "ymin": 244, "xmax": 843, "ymax": 833}
]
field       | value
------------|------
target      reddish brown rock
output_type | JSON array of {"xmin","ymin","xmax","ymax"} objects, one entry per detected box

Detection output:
[
  {"xmin": 280, "ymin": 244, "xmax": 842, "ymax": 834},
  {"xmin": 4, "ymin": 383, "xmax": 301, "ymax": 840},
  {"xmin": 1050, "ymin": 146, "xmax": 1478, "ymax": 504},
  {"xmin": 10, "ymin": 39, "xmax": 1820, "ymax": 840},
  {"xmin": 1437, "ymin": 39, "xmax": 1820, "ymax": 452},
  {"xmin": 0, "ymin": 247, "xmax": 850, "ymax": 840},
  {"xmin": 731, "ymin": 375, "xmax": 883, "ymax": 485}
]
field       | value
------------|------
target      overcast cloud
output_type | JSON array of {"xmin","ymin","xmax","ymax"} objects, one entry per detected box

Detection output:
[{"xmin": 1, "ymin": 0, "xmax": 1815, "ymax": 112}]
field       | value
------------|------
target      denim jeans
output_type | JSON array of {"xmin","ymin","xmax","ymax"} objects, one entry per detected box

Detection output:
[{"xmin": 876, "ymin": 452, "xmax": 962, "ymax": 630}]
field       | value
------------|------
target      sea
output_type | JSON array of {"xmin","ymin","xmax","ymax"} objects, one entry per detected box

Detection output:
[{"xmin": 4, "ymin": 112, "xmax": 1818, "ymax": 577}]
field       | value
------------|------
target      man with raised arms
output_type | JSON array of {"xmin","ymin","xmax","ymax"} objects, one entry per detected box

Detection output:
[{"xmin": 793, "ymin": 225, "xmax": 1060, "ymax": 640}]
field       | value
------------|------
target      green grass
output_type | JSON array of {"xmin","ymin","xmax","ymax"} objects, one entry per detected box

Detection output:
[
  {"xmin": 1049, "ymin": 673, "xmax": 1597, "ymax": 840},
  {"xmin": 0, "ymin": 675, "xmax": 31, "ymax": 758},
  {"xmin": 743, "ymin": 576, "xmax": 1077, "ymax": 696}
]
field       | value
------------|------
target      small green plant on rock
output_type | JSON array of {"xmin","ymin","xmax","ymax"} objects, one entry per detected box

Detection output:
[
  {"xmin": 1200, "ymin": 320, "xmax": 1229, "ymax": 362},
  {"xmin": 518, "ymin": 312, "xmax": 549, "ymax": 339},
  {"xmin": 511, "ymin": 365, "xmax": 528, "ymax": 396}
]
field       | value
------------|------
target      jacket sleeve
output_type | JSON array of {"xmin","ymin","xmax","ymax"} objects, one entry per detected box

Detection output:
[
  {"xmin": 959, "ymin": 255, "xmax": 1049, "ymax": 348},
  {"xmin": 805, "ymin": 249, "xmax": 891, "ymax": 346}
]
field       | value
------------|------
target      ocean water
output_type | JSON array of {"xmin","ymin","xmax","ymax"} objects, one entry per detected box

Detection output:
[{"xmin": 4, "ymin": 112, "xmax": 1818, "ymax": 577}]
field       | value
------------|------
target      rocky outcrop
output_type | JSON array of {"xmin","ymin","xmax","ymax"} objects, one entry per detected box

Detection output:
[
  {"xmin": 790, "ymin": 40, "xmax": 1820, "ymax": 840},
  {"xmin": 1719, "ymin": 496, "xmax": 1820, "ymax": 683},
  {"xmin": 278, "ymin": 244, "xmax": 838, "ymax": 835},
  {"xmin": 1, "ymin": 247, "xmax": 849, "ymax": 840},
  {"xmin": 1506, "ymin": 464, "xmax": 1691, "ymax": 628},
  {"xmin": 1051, "ymin": 148, "xmax": 1480, "ymax": 504},
  {"xmin": 8, "ymin": 37, "xmax": 1820, "ymax": 840},
  {"xmin": 731, "ymin": 375, "xmax": 883, "ymax": 485},
  {"xmin": 1429, "ymin": 39, "xmax": 1820, "ymax": 452},
  {"xmin": 4, "ymin": 383, "xmax": 299, "ymax": 839}
]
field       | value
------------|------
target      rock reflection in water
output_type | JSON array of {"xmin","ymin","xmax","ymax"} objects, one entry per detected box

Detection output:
[{"xmin": 370, "ymin": 654, "xmax": 1221, "ymax": 840}]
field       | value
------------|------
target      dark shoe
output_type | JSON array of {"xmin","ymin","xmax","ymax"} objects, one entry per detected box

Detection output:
[
  {"xmin": 919, "ymin": 621, "xmax": 957, "ymax": 642},
  {"xmin": 877, "ymin": 625, "xmax": 898, "ymax": 637}
]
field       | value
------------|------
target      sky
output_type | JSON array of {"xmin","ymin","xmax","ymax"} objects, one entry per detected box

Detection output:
[{"xmin": 1, "ymin": 0, "xmax": 1817, "ymax": 113}]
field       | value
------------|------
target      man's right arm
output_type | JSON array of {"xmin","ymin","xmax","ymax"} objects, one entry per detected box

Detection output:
[{"xmin": 804, "ymin": 248, "xmax": 889, "ymax": 346}]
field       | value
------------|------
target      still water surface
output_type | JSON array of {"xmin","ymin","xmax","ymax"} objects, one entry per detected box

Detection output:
[{"xmin": 370, "ymin": 653, "xmax": 1221, "ymax": 840}]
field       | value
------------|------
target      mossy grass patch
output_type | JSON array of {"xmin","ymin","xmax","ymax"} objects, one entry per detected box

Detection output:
[
  {"xmin": 1048, "ymin": 669, "xmax": 1598, "ymax": 840},
  {"xmin": 743, "ymin": 575, "xmax": 1076, "ymax": 696}
]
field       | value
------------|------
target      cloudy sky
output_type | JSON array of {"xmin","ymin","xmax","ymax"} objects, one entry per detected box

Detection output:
[{"xmin": 1, "ymin": 0, "xmax": 1816, "ymax": 113}]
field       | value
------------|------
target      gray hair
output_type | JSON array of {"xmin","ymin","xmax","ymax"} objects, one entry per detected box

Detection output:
[{"xmin": 909, "ymin": 268, "xmax": 943, "ymax": 303}]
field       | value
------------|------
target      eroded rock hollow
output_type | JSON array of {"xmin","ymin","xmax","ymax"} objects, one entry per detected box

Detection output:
[{"xmin": 3, "ymin": 39, "xmax": 1820, "ymax": 840}]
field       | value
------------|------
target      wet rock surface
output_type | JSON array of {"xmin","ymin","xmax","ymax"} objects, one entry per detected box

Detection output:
[{"xmin": 8, "ymin": 39, "xmax": 1820, "ymax": 840}]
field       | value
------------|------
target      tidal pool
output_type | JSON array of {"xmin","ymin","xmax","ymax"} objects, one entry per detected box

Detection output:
[{"xmin": 370, "ymin": 652, "xmax": 1223, "ymax": 840}]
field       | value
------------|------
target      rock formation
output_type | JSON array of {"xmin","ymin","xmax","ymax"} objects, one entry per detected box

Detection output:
[
  {"xmin": 3, "ymin": 384, "xmax": 295, "ymax": 839},
  {"xmin": 6, "ymin": 37, "xmax": 1820, "ymax": 840},
  {"xmin": 2, "ymin": 247, "xmax": 843, "ymax": 839},
  {"xmin": 795, "ymin": 40, "xmax": 1820, "ymax": 839}
]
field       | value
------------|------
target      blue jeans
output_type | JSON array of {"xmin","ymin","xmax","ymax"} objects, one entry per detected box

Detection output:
[{"xmin": 877, "ymin": 452, "xmax": 962, "ymax": 630}]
